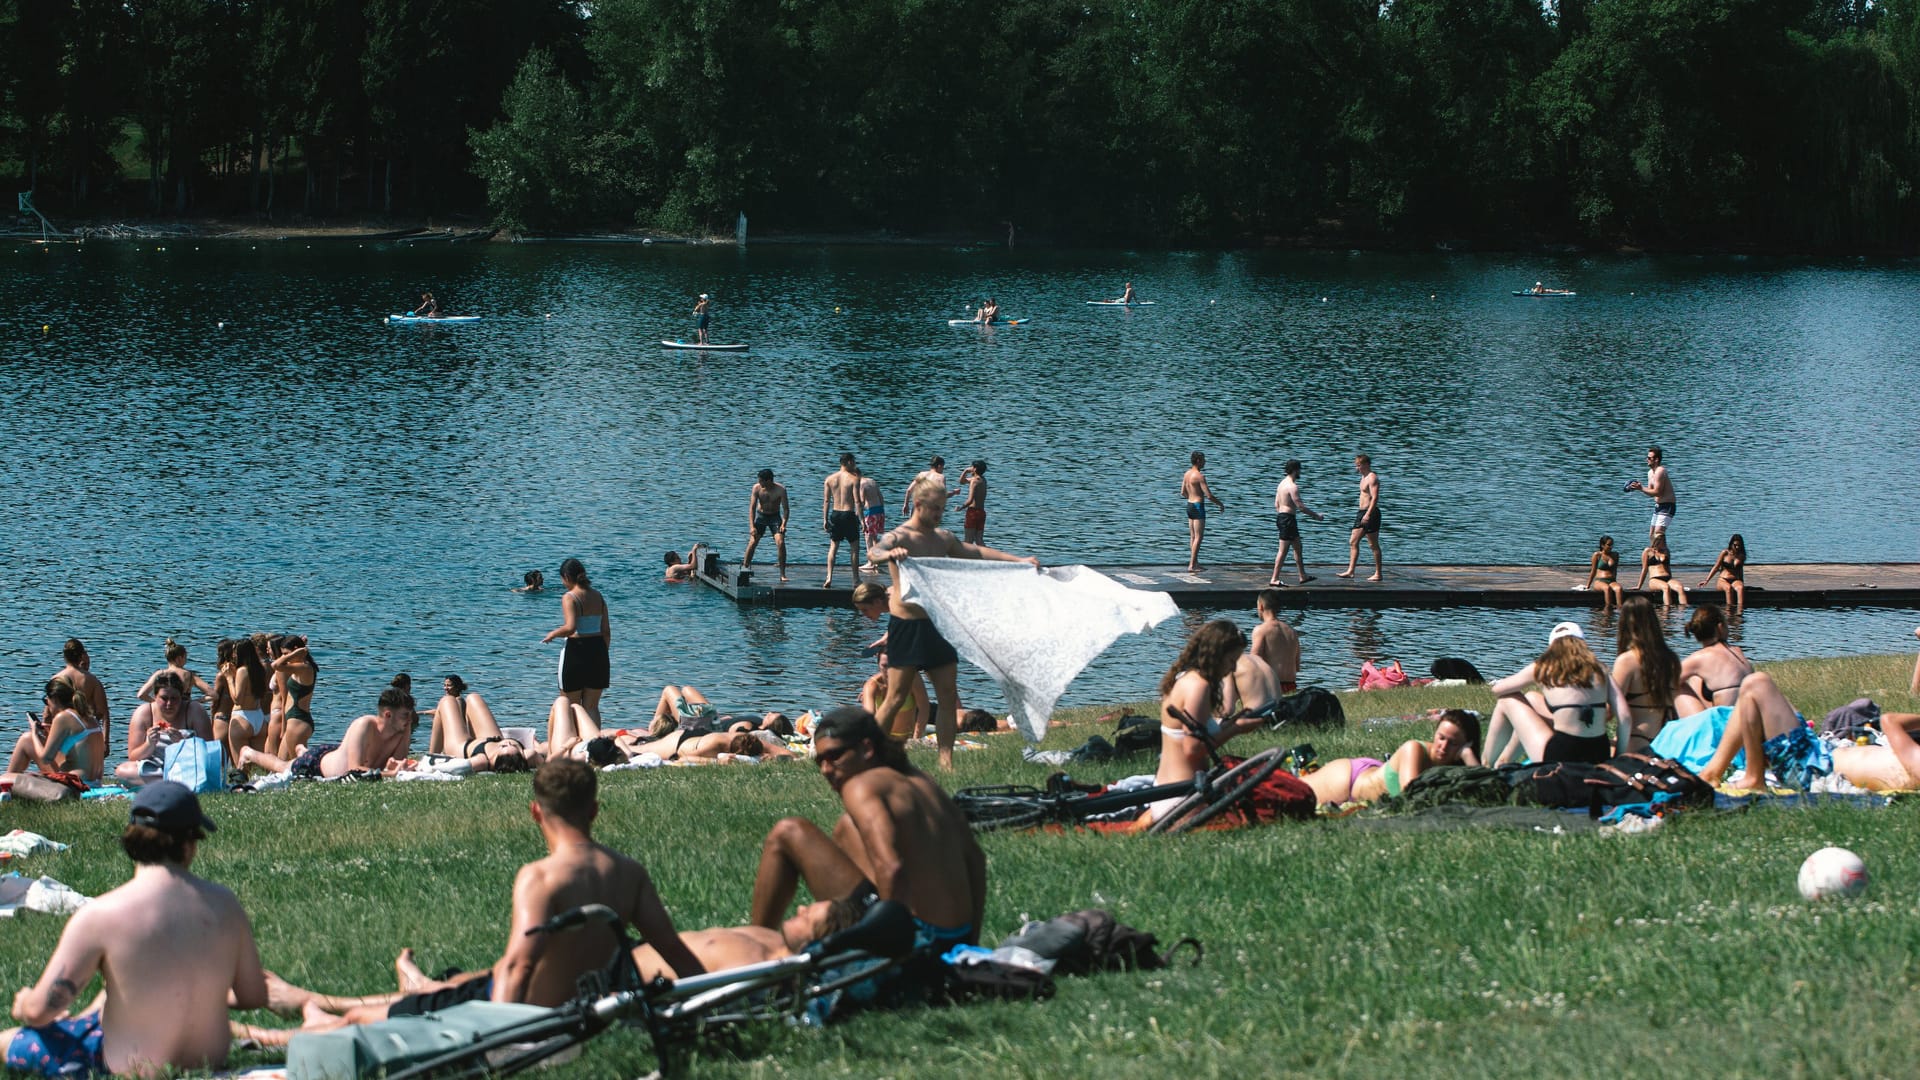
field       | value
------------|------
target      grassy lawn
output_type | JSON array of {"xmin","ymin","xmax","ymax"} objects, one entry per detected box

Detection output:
[{"xmin": 4, "ymin": 651, "xmax": 1917, "ymax": 1078}]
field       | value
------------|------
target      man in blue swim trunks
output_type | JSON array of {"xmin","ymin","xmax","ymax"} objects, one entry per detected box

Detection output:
[
  {"xmin": 1181, "ymin": 451, "xmax": 1224, "ymax": 573},
  {"xmin": 5, "ymin": 781, "xmax": 267, "ymax": 1078},
  {"xmin": 749, "ymin": 708, "xmax": 985, "ymax": 952}
]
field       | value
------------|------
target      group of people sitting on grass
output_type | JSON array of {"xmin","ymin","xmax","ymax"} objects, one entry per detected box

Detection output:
[
  {"xmin": 1152, "ymin": 596, "xmax": 1920, "ymax": 811},
  {"xmin": 5, "ymin": 707, "xmax": 985, "ymax": 1078}
]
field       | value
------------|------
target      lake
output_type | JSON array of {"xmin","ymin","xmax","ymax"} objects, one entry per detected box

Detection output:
[{"xmin": 4, "ymin": 241, "xmax": 1916, "ymax": 743}]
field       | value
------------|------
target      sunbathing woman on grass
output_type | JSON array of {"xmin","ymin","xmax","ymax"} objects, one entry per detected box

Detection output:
[
  {"xmin": 1300, "ymin": 709, "xmax": 1481, "ymax": 805},
  {"xmin": 547, "ymin": 697, "xmax": 793, "ymax": 765},
  {"xmin": 427, "ymin": 676, "xmax": 537, "ymax": 773},
  {"xmin": 1827, "ymin": 629, "xmax": 1920, "ymax": 791}
]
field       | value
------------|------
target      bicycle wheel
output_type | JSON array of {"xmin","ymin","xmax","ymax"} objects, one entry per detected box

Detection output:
[
  {"xmin": 1168, "ymin": 749, "xmax": 1286, "ymax": 834},
  {"xmin": 1144, "ymin": 788, "xmax": 1210, "ymax": 834},
  {"xmin": 954, "ymin": 792, "xmax": 1047, "ymax": 832}
]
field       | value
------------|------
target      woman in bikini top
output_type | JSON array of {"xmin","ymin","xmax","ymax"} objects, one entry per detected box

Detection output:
[
  {"xmin": 1584, "ymin": 535, "xmax": 1625, "ymax": 606},
  {"xmin": 13, "ymin": 680, "xmax": 97, "ymax": 779},
  {"xmin": 1699, "ymin": 533, "xmax": 1747, "ymax": 608},
  {"xmin": 1149, "ymin": 622, "xmax": 1260, "ymax": 813},
  {"xmin": 1611, "ymin": 597, "xmax": 1682, "ymax": 750},
  {"xmin": 1673, "ymin": 604, "xmax": 1753, "ymax": 715},
  {"xmin": 1484, "ymin": 623, "xmax": 1631, "ymax": 766}
]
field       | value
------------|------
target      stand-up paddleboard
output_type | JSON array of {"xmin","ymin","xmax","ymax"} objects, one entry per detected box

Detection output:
[
  {"xmin": 661, "ymin": 340, "xmax": 750, "ymax": 351},
  {"xmin": 387, "ymin": 313, "xmax": 481, "ymax": 323},
  {"xmin": 1086, "ymin": 300, "xmax": 1154, "ymax": 306},
  {"xmin": 948, "ymin": 317, "xmax": 1027, "ymax": 326},
  {"xmin": 1511, "ymin": 290, "xmax": 1576, "ymax": 298}
]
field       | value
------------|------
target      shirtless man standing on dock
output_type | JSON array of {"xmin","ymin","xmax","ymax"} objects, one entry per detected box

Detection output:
[
  {"xmin": 858, "ymin": 473, "xmax": 886, "ymax": 573},
  {"xmin": 1336, "ymin": 454, "xmax": 1383, "ymax": 581},
  {"xmin": 1269, "ymin": 459, "xmax": 1324, "ymax": 586},
  {"xmin": 1626, "ymin": 446, "xmax": 1676, "ymax": 542},
  {"xmin": 744, "ymin": 469, "xmax": 789, "ymax": 582},
  {"xmin": 1181, "ymin": 452, "xmax": 1224, "ymax": 573},
  {"xmin": 823, "ymin": 454, "xmax": 864, "ymax": 588},
  {"xmin": 866, "ymin": 476, "xmax": 1038, "ymax": 770}
]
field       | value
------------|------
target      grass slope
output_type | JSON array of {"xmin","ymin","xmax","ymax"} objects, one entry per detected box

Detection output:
[{"xmin": 3, "ymin": 652, "xmax": 1917, "ymax": 1078}]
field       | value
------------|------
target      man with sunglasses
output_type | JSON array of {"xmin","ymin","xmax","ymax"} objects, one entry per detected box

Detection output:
[{"xmin": 747, "ymin": 707, "xmax": 986, "ymax": 953}]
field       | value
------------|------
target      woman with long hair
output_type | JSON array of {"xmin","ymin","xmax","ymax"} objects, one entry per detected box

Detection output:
[
  {"xmin": 1582, "ymin": 535, "xmax": 1624, "ymax": 607},
  {"xmin": 1483, "ymin": 622, "xmax": 1631, "ymax": 766},
  {"xmin": 50, "ymin": 638, "xmax": 110, "ymax": 765},
  {"xmin": 1144, "ymin": 620, "xmax": 1266, "ymax": 824},
  {"xmin": 270, "ymin": 634, "xmax": 319, "ymax": 759},
  {"xmin": 8, "ymin": 680, "xmax": 99, "ymax": 779},
  {"xmin": 1672, "ymin": 604, "xmax": 1754, "ymax": 716},
  {"xmin": 1612, "ymin": 596, "xmax": 1682, "ymax": 750},
  {"xmin": 429, "ymin": 675, "xmax": 536, "ymax": 773},
  {"xmin": 223, "ymin": 637, "xmax": 274, "ymax": 766},
  {"xmin": 1301, "ymin": 709, "xmax": 1481, "ymax": 805},
  {"xmin": 543, "ymin": 558, "xmax": 611, "ymax": 723},
  {"xmin": 1698, "ymin": 534, "xmax": 1747, "ymax": 609}
]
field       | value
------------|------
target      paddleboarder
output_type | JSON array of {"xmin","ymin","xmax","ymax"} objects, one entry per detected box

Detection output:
[{"xmin": 693, "ymin": 293, "xmax": 712, "ymax": 344}]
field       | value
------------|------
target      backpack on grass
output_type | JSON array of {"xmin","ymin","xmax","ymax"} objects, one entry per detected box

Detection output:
[
  {"xmin": 1270, "ymin": 688, "xmax": 1344, "ymax": 730},
  {"xmin": 1000, "ymin": 909, "xmax": 1202, "ymax": 976},
  {"xmin": 1383, "ymin": 765, "xmax": 1512, "ymax": 811},
  {"xmin": 1504, "ymin": 753, "xmax": 1712, "ymax": 817}
]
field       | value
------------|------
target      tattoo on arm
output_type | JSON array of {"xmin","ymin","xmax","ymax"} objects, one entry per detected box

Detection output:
[{"xmin": 48, "ymin": 977, "xmax": 79, "ymax": 1008}]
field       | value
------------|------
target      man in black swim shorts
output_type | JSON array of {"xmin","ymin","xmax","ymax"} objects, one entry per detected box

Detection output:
[
  {"xmin": 1336, "ymin": 454, "xmax": 1384, "ymax": 582},
  {"xmin": 866, "ymin": 476, "xmax": 1038, "ymax": 770},
  {"xmin": 744, "ymin": 468, "xmax": 790, "ymax": 581},
  {"xmin": 823, "ymin": 453, "xmax": 864, "ymax": 588}
]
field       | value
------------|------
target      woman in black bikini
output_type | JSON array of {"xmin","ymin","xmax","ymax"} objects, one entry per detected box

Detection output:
[
  {"xmin": 1484, "ymin": 622, "xmax": 1632, "ymax": 766},
  {"xmin": 1672, "ymin": 604, "xmax": 1753, "ymax": 716},
  {"xmin": 269, "ymin": 634, "xmax": 318, "ymax": 760},
  {"xmin": 428, "ymin": 675, "xmax": 536, "ymax": 772},
  {"xmin": 1636, "ymin": 533, "xmax": 1687, "ymax": 606},
  {"xmin": 1582, "ymin": 535, "xmax": 1624, "ymax": 607},
  {"xmin": 1611, "ymin": 597, "xmax": 1682, "ymax": 749},
  {"xmin": 1699, "ymin": 533, "xmax": 1747, "ymax": 609}
]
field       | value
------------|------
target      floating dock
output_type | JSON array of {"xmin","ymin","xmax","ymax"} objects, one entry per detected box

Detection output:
[{"xmin": 693, "ymin": 559, "xmax": 1920, "ymax": 610}]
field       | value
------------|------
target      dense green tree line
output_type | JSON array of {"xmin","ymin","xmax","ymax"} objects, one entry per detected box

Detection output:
[{"xmin": 4, "ymin": 0, "xmax": 1920, "ymax": 247}]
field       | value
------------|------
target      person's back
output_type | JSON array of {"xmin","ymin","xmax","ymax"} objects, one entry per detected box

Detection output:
[
  {"xmin": 96, "ymin": 867, "xmax": 258, "ymax": 1072},
  {"xmin": 1251, "ymin": 614, "xmax": 1300, "ymax": 691},
  {"xmin": 842, "ymin": 765, "xmax": 979, "ymax": 932},
  {"xmin": 509, "ymin": 843, "xmax": 651, "ymax": 1006},
  {"xmin": 5, "ymin": 781, "xmax": 264, "ymax": 1079}
]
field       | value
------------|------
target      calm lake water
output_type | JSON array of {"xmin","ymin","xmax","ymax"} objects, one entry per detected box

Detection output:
[{"xmin": 4, "ymin": 241, "xmax": 1917, "ymax": 744}]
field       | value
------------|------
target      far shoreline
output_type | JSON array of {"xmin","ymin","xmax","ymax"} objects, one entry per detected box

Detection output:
[{"xmin": 11, "ymin": 215, "xmax": 1920, "ymax": 259}]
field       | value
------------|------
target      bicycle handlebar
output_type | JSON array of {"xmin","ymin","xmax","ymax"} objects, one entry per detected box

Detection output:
[{"xmin": 529, "ymin": 903, "xmax": 619, "ymax": 937}]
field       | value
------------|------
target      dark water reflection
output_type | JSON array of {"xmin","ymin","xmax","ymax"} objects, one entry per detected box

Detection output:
[{"xmin": 3, "ymin": 243, "xmax": 1916, "ymax": 741}]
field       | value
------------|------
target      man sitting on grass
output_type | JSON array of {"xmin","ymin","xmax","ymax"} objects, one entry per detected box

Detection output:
[
  {"xmin": 248, "ymin": 759, "xmax": 704, "ymax": 1038},
  {"xmin": 748, "ymin": 707, "xmax": 986, "ymax": 950},
  {"xmin": 6, "ymin": 782, "xmax": 267, "ymax": 1078}
]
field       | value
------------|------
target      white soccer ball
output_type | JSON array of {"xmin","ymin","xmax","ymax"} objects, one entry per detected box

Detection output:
[{"xmin": 1797, "ymin": 846, "xmax": 1867, "ymax": 900}]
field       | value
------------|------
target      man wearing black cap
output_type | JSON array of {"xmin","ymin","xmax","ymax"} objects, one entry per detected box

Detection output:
[{"xmin": 4, "ymin": 781, "xmax": 266, "ymax": 1078}]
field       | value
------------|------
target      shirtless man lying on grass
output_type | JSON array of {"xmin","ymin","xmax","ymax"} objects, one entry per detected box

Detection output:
[
  {"xmin": 239, "ymin": 686, "xmax": 416, "ymax": 778},
  {"xmin": 240, "ymin": 759, "xmax": 703, "ymax": 1042}
]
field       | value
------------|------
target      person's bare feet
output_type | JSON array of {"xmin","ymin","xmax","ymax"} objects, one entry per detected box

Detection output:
[
  {"xmin": 938, "ymin": 750, "xmax": 955, "ymax": 771},
  {"xmin": 1334, "ymin": 570, "xmax": 1354, "ymax": 578},
  {"xmin": 1298, "ymin": 574, "xmax": 1316, "ymax": 584},
  {"xmin": 264, "ymin": 970, "xmax": 311, "ymax": 1016},
  {"xmin": 1186, "ymin": 565, "xmax": 1202, "ymax": 573},
  {"xmin": 1366, "ymin": 574, "xmax": 1382, "ymax": 582},
  {"xmin": 395, "ymin": 947, "xmax": 429, "ymax": 994},
  {"xmin": 1267, "ymin": 579, "xmax": 1285, "ymax": 588},
  {"xmin": 822, "ymin": 578, "xmax": 834, "ymax": 588},
  {"xmin": 300, "ymin": 1000, "xmax": 348, "ymax": 1032},
  {"xmin": 780, "ymin": 573, "xmax": 790, "ymax": 582}
]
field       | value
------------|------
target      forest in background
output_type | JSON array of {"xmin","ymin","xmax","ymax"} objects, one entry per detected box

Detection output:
[{"xmin": 3, "ymin": 0, "xmax": 1919, "ymax": 249}]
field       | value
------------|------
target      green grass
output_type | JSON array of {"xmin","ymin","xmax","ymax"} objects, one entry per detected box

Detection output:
[{"xmin": 5, "ymin": 652, "xmax": 1919, "ymax": 1078}]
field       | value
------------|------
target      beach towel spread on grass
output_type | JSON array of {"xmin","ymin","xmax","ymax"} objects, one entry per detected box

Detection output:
[
  {"xmin": 0, "ymin": 872, "xmax": 90, "ymax": 916},
  {"xmin": 897, "ymin": 559, "xmax": 1179, "ymax": 741},
  {"xmin": 0, "ymin": 831, "xmax": 71, "ymax": 858}
]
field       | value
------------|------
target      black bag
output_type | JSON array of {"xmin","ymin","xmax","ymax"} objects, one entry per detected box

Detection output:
[
  {"xmin": 1430, "ymin": 657, "xmax": 1486, "ymax": 683},
  {"xmin": 1269, "ymin": 688, "xmax": 1344, "ymax": 730},
  {"xmin": 1505, "ymin": 753, "xmax": 1713, "ymax": 816},
  {"xmin": 942, "ymin": 960, "xmax": 1056, "ymax": 1002},
  {"xmin": 1000, "ymin": 909, "xmax": 1201, "ymax": 976},
  {"xmin": 1112, "ymin": 715, "xmax": 1160, "ymax": 756},
  {"xmin": 1386, "ymin": 765, "xmax": 1511, "ymax": 810}
]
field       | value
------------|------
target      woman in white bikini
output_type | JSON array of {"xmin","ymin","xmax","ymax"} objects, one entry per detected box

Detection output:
[{"xmin": 1144, "ymin": 621, "xmax": 1268, "ymax": 825}]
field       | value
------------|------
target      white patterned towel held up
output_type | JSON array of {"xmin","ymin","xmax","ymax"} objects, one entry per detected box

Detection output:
[{"xmin": 895, "ymin": 559, "xmax": 1179, "ymax": 741}]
